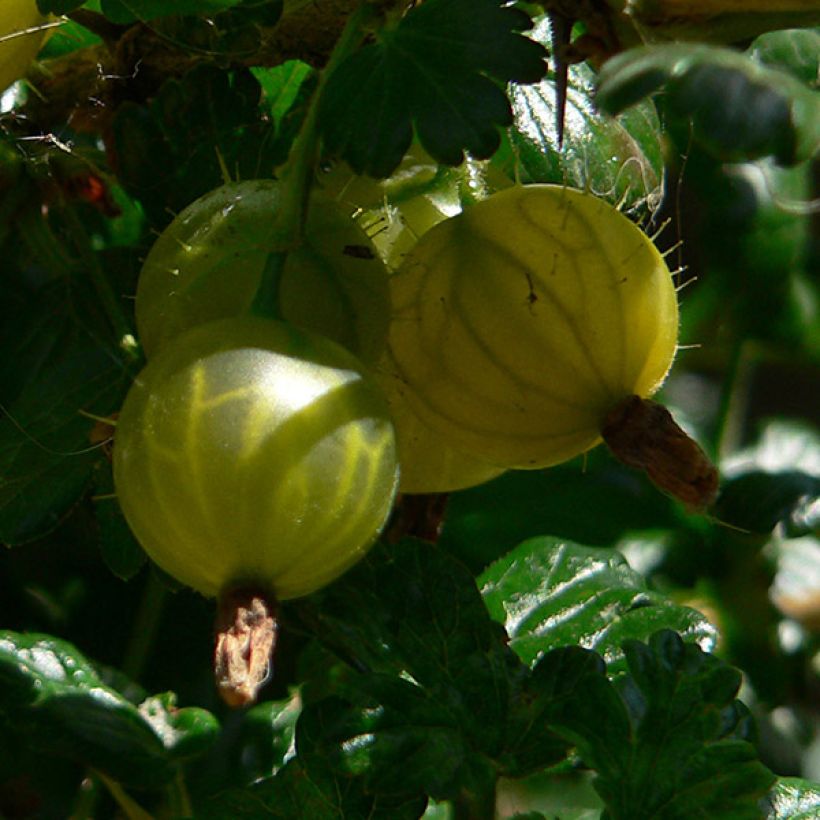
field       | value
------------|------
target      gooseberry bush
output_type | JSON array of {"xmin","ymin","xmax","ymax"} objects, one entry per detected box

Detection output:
[{"xmin": 1, "ymin": 1, "xmax": 819, "ymax": 817}]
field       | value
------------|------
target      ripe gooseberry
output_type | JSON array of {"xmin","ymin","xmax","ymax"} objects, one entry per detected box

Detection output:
[
  {"xmin": 113, "ymin": 315, "xmax": 398, "ymax": 603},
  {"xmin": 388, "ymin": 184, "xmax": 679, "ymax": 470},
  {"xmin": 0, "ymin": 1, "xmax": 47, "ymax": 93},
  {"xmin": 135, "ymin": 180, "xmax": 389, "ymax": 364}
]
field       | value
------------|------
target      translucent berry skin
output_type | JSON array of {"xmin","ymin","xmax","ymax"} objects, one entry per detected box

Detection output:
[
  {"xmin": 135, "ymin": 180, "xmax": 389, "ymax": 364},
  {"xmin": 388, "ymin": 184, "xmax": 679, "ymax": 469},
  {"xmin": 0, "ymin": 2, "xmax": 46, "ymax": 93},
  {"xmin": 113, "ymin": 317, "xmax": 398, "ymax": 600},
  {"xmin": 375, "ymin": 350, "xmax": 505, "ymax": 495}
]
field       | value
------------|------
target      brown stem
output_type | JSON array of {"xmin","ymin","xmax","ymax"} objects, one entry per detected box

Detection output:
[
  {"xmin": 214, "ymin": 587, "xmax": 278, "ymax": 708},
  {"xmin": 601, "ymin": 395, "xmax": 719, "ymax": 513}
]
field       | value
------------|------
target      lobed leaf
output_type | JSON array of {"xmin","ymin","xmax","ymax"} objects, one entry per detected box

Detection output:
[
  {"xmin": 318, "ymin": 0, "xmax": 547, "ymax": 177},
  {"xmin": 533, "ymin": 631, "xmax": 776, "ymax": 819}
]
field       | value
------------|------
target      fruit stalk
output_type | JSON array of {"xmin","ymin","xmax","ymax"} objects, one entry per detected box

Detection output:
[{"xmin": 214, "ymin": 587, "xmax": 279, "ymax": 708}]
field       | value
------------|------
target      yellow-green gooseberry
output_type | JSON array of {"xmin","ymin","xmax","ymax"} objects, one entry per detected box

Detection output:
[{"xmin": 388, "ymin": 184, "xmax": 679, "ymax": 469}]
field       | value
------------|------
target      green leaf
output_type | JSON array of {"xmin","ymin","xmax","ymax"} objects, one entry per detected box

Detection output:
[
  {"xmin": 0, "ymin": 285, "xmax": 129, "ymax": 545},
  {"xmin": 236, "ymin": 694, "xmax": 301, "ymax": 782},
  {"xmin": 749, "ymin": 29, "xmax": 820, "ymax": 87},
  {"xmin": 99, "ymin": 0, "xmax": 242, "ymax": 24},
  {"xmin": 291, "ymin": 539, "xmax": 551, "ymax": 799},
  {"xmin": 0, "ymin": 632, "xmax": 219, "ymax": 788},
  {"xmin": 297, "ymin": 677, "xmax": 492, "ymax": 803},
  {"xmin": 318, "ymin": 0, "xmax": 547, "ymax": 177},
  {"xmin": 718, "ymin": 420, "xmax": 820, "ymax": 535},
  {"xmin": 252, "ymin": 60, "xmax": 315, "ymax": 132},
  {"xmin": 500, "ymin": 16, "xmax": 664, "ymax": 216},
  {"xmin": 111, "ymin": 65, "xmax": 281, "ymax": 228},
  {"xmin": 764, "ymin": 777, "xmax": 820, "ymax": 819},
  {"xmin": 535, "ymin": 631, "xmax": 775, "ymax": 819},
  {"xmin": 596, "ymin": 44, "xmax": 820, "ymax": 165},
  {"xmin": 479, "ymin": 536, "xmax": 717, "ymax": 676}
]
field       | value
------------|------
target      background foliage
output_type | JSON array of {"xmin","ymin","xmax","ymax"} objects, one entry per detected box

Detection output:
[{"xmin": 0, "ymin": 1, "xmax": 819, "ymax": 817}]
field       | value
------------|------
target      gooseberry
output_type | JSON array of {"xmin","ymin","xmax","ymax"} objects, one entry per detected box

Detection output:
[
  {"xmin": 0, "ymin": 1, "xmax": 47, "ymax": 94},
  {"xmin": 135, "ymin": 180, "xmax": 389, "ymax": 364},
  {"xmin": 113, "ymin": 316, "xmax": 398, "ymax": 602},
  {"xmin": 388, "ymin": 184, "xmax": 679, "ymax": 470}
]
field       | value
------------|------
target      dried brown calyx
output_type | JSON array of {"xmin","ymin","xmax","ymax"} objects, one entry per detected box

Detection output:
[
  {"xmin": 214, "ymin": 587, "xmax": 278, "ymax": 708},
  {"xmin": 602, "ymin": 395, "xmax": 719, "ymax": 513}
]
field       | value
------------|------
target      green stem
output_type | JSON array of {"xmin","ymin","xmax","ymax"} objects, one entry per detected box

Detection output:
[
  {"xmin": 249, "ymin": 250, "xmax": 288, "ymax": 319},
  {"xmin": 712, "ymin": 335, "xmax": 755, "ymax": 462},
  {"xmin": 168, "ymin": 769, "xmax": 194, "ymax": 818},
  {"xmin": 96, "ymin": 772, "xmax": 154, "ymax": 820},
  {"xmin": 121, "ymin": 571, "xmax": 169, "ymax": 682},
  {"xmin": 251, "ymin": 1, "xmax": 380, "ymax": 317},
  {"xmin": 68, "ymin": 774, "xmax": 102, "ymax": 820}
]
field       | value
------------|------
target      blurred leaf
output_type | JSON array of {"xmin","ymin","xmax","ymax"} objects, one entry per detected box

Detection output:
[
  {"xmin": 0, "ymin": 285, "xmax": 129, "ymax": 545},
  {"xmin": 479, "ymin": 536, "xmax": 717, "ymax": 676},
  {"xmin": 93, "ymin": 461, "xmax": 147, "ymax": 581},
  {"xmin": 764, "ymin": 777, "xmax": 820, "ymax": 818},
  {"xmin": 715, "ymin": 472, "xmax": 820, "ymax": 535},
  {"xmin": 319, "ymin": 0, "xmax": 547, "ymax": 177},
  {"xmin": 771, "ymin": 537, "xmax": 820, "ymax": 628},
  {"xmin": 677, "ymin": 157, "xmax": 817, "ymax": 355},
  {"xmin": 110, "ymin": 65, "xmax": 281, "ymax": 228},
  {"xmin": 596, "ymin": 44, "xmax": 820, "ymax": 165},
  {"xmin": 440, "ymin": 453, "xmax": 680, "ymax": 573},
  {"xmin": 723, "ymin": 420, "xmax": 820, "ymax": 478},
  {"xmin": 749, "ymin": 29, "xmax": 820, "ymax": 87},
  {"xmin": 500, "ymin": 16, "xmax": 664, "ymax": 216},
  {"xmin": 99, "ymin": 0, "xmax": 241, "ymax": 24},
  {"xmin": 0, "ymin": 632, "xmax": 218, "ymax": 788},
  {"xmin": 536, "ymin": 631, "xmax": 775, "ymax": 819}
]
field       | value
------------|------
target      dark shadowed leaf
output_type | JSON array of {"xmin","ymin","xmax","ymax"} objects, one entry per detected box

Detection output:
[
  {"xmin": 596, "ymin": 44, "xmax": 820, "ymax": 165},
  {"xmin": 319, "ymin": 0, "xmax": 547, "ymax": 177},
  {"xmin": 0, "ymin": 286, "xmax": 130, "ymax": 546}
]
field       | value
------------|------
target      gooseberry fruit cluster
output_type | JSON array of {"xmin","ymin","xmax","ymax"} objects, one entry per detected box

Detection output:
[{"xmin": 114, "ymin": 172, "xmax": 709, "ymax": 703}]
